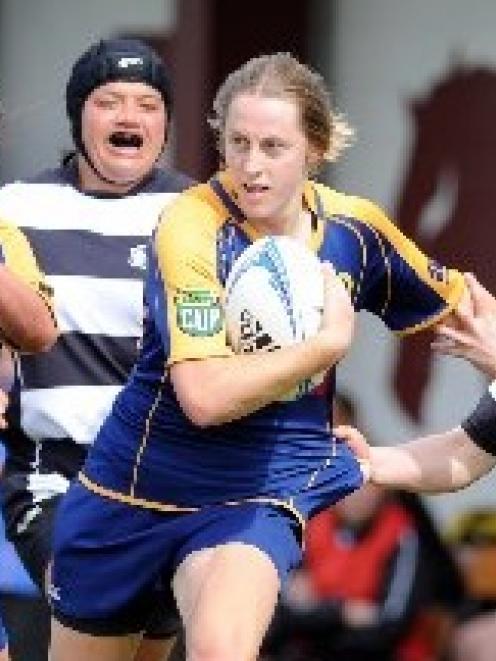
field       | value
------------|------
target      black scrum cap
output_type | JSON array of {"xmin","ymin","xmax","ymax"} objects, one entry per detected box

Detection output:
[{"xmin": 66, "ymin": 38, "xmax": 172, "ymax": 153}]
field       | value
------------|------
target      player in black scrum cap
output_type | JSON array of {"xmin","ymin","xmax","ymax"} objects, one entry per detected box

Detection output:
[
  {"xmin": 0, "ymin": 37, "xmax": 192, "ymax": 661},
  {"xmin": 65, "ymin": 37, "xmax": 173, "ymax": 188}
]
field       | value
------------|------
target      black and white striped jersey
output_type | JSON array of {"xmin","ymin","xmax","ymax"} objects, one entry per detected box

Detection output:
[{"xmin": 0, "ymin": 162, "xmax": 192, "ymax": 499}]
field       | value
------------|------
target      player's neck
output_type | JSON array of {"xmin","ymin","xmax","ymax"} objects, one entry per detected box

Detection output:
[{"xmin": 253, "ymin": 208, "xmax": 312, "ymax": 244}]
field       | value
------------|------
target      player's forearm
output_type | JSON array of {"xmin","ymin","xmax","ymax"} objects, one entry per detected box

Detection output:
[
  {"xmin": 172, "ymin": 331, "xmax": 346, "ymax": 427},
  {"xmin": 0, "ymin": 266, "xmax": 58, "ymax": 351},
  {"xmin": 369, "ymin": 428, "xmax": 495, "ymax": 492}
]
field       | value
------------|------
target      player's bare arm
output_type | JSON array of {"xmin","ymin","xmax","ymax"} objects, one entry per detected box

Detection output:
[
  {"xmin": 0, "ymin": 264, "xmax": 58, "ymax": 352},
  {"xmin": 336, "ymin": 424, "xmax": 496, "ymax": 492},
  {"xmin": 171, "ymin": 265, "xmax": 354, "ymax": 427}
]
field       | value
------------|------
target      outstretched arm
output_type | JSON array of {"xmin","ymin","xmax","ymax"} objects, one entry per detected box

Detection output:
[{"xmin": 335, "ymin": 424, "xmax": 496, "ymax": 493}]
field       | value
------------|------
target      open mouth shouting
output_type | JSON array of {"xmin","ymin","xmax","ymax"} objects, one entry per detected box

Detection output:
[{"xmin": 108, "ymin": 131, "xmax": 144, "ymax": 150}]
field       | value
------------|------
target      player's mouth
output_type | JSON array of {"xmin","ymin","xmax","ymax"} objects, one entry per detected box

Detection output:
[
  {"xmin": 108, "ymin": 131, "xmax": 144, "ymax": 150},
  {"xmin": 243, "ymin": 183, "xmax": 270, "ymax": 197}
]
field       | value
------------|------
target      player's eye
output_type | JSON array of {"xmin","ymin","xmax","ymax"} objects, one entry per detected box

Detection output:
[
  {"xmin": 261, "ymin": 138, "xmax": 286, "ymax": 157},
  {"xmin": 140, "ymin": 102, "xmax": 160, "ymax": 112},
  {"xmin": 229, "ymin": 134, "xmax": 249, "ymax": 152},
  {"xmin": 94, "ymin": 97, "xmax": 117, "ymax": 110},
  {"xmin": 139, "ymin": 98, "xmax": 162, "ymax": 112}
]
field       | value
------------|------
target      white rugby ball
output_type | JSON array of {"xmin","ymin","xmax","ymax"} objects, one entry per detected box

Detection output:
[{"xmin": 224, "ymin": 235, "xmax": 325, "ymax": 400}]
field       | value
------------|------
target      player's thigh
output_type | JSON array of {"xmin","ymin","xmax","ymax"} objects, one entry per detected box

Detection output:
[
  {"xmin": 173, "ymin": 542, "xmax": 280, "ymax": 659},
  {"xmin": 134, "ymin": 635, "xmax": 178, "ymax": 661},
  {"xmin": 50, "ymin": 618, "xmax": 140, "ymax": 661}
]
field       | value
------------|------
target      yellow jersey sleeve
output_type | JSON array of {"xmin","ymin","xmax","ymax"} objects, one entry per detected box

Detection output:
[
  {"xmin": 154, "ymin": 194, "xmax": 233, "ymax": 365},
  {"xmin": 0, "ymin": 218, "xmax": 54, "ymax": 312}
]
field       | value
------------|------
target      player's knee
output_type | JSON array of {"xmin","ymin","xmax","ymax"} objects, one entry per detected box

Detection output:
[{"xmin": 187, "ymin": 627, "xmax": 253, "ymax": 661}]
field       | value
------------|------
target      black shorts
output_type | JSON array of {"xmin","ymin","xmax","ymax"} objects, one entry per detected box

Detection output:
[
  {"xmin": 2, "ymin": 480, "xmax": 180, "ymax": 638},
  {"xmin": 2, "ymin": 483, "xmax": 57, "ymax": 590}
]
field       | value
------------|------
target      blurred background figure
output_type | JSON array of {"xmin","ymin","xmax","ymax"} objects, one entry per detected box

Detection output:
[
  {"xmin": 443, "ymin": 509, "xmax": 496, "ymax": 661},
  {"xmin": 263, "ymin": 393, "xmax": 464, "ymax": 661}
]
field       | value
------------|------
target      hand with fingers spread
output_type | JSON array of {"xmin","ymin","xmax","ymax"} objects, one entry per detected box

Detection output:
[{"xmin": 432, "ymin": 273, "xmax": 496, "ymax": 378}]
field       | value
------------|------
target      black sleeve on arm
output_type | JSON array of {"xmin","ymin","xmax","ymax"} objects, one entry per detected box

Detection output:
[{"xmin": 461, "ymin": 386, "xmax": 496, "ymax": 456}]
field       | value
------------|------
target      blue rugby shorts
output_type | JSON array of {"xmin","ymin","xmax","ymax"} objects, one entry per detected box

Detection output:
[{"xmin": 51, "ymin": 481, "xmax": 302, "ymax": 634}]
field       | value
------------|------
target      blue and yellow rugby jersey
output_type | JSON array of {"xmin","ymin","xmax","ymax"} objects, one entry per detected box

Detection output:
[
  {"xmin": 0, "ymin": 218, "xmax": 53, "ymax": 321},
  {"xmin": 81, "ymin": 172, "xmax": 464, "ymax": 523}
]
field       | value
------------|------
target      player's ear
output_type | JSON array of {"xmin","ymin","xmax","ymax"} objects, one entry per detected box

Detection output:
[{"xmin": 305, "ymin": 146, "xmax": 322, "ymax": 176}]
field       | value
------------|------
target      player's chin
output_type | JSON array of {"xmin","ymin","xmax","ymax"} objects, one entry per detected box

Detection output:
[
  {"xmin": 108, "ymin": 145, "xmax": 157, "ymax": 166},
  {"xmin": 236, "ymin": 189, "xmax": 270, "ymax": 213},
  {"xmin": 239, "ymin": 200, "xmax": 275, "ymax": 221},
  {"xmin": 105, "ymin": 162, "xmax": 152, "ymax": 185}
]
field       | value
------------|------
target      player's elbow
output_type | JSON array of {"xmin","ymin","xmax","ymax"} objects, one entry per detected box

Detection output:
[
  {"xmin": 17, "ymin": 320, "xmax": 59, "ymax": 353},
  {"xmin": 179, "ymin": 395, "xmax": 227, "ymax": 428},
  {"xmin": 33, "ymin": 324, "xmax": 59, "ymax": 352}
]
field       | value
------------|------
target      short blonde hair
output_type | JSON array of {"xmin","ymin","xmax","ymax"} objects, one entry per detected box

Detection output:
[{"xmin": 209, "ymin": 53, "xmax": 354, "ymax": 172}]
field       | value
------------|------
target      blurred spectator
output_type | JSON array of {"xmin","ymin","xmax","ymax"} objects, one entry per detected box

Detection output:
[
  {"xmin": 444, "ymin": 509, "xmax": 496, "ymax": 661},
  {"xmin": 263, "ymin": 393, "xmax": 464, "ymax": 661}
]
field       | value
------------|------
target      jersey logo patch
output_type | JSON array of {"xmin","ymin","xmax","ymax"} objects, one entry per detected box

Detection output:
[
  {"xmin": 128, "ymin": 244, "xmax": 148, "ymax": 271},
  {"xmin": 428, "ymin": 259, "xmax": 448, "ymax": 283},
  {"xmin": 175, "ymin": 289, "xmax": 223, "ymax": 337}
]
